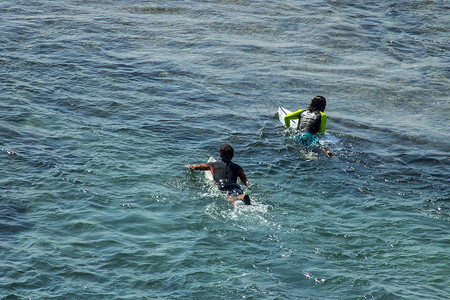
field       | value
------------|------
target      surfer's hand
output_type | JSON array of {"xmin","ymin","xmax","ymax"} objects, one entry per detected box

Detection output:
[{"xmin": 326, "ymin": 151, "xmax": 333, "ymax": 157}]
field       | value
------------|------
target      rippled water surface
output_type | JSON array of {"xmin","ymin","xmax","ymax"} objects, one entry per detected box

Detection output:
[{"xmin": 1, "ymin": 0, "xmax": 449, "ymax": 299}]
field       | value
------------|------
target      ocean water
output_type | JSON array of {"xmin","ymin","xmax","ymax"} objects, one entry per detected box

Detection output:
[{"xmin": 1, "ymin": 0, "xmax": 449, "ymax": 299}]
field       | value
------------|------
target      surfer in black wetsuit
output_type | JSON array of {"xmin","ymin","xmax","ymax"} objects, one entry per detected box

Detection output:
[
  {"xmin": 284, "ymin": 96, "xmax": 333, "ymax": 157},
  {"xmin": 185, "ymin": 144, "xmax": 251, "ymax": 206}
]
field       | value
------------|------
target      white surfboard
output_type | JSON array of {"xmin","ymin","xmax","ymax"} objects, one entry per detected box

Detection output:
[
  {"xmin": 204, "ymin": 157, "xmax": 216, "ymax": 181},
  {"xmin": 278, "ymin": 106, "xmax": 297, "ymax": 128}
]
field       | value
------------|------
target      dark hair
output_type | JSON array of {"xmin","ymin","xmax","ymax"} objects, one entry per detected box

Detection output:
[
  {"xmin": 308, "ymin": 96, "xmax": 327, "ymax": 112},
  {"xmin": 220, "ymin": 144, "xmax": 234, "ymax": 162}
]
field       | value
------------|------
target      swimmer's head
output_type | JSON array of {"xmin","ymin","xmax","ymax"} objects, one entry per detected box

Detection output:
[
  {"xmin": 220, "ymin": 144, "xmax": 234, "ymax": 162},
  {"xmin": 309, "ymin": 96, "xmax": 327, "ymax": 112}
]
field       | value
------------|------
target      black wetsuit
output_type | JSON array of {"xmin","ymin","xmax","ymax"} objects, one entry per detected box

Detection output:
[
  {"xmin": 297, "ymin": 110, "xmax": 322, "ymax": 134},
  {"xmin": 208, "ymin": 160, "xmax": 243, "ymax": 195}
]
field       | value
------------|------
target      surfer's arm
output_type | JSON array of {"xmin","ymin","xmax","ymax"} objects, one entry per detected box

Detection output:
[
  {"xmin": 319, "ymin": 112, "xmax": 327, "ymax": 134},
  {"xmin": 237, "ymin": 169, "xmax": 249, "ymax": 185},
  {"xmin": 284, "ymin": 109, "xmax": 304, "ymax": 128},
  {"xmin": 185, "ymin": 164, "xmax": 212, "ymax": 171}
]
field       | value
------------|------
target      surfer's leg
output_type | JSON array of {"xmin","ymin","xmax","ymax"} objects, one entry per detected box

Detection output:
[
  {"xmin": 225, "ymin": 194, "xmax": 250, "ymax": 206},
  {"xmin": 308, "ymin": 134, "xmax": 333, "ymax": 157},
  {"xmin": 219, "ymin": 183, "xmax": 250, "ymax": 206},
  {"xmin": 311, "ymin": 137, "xmax": 333, "ymax": 157},
  {"xmin": 236, "ymin": 194, "xmax": 251, "ymax": 205},
  {"xmin": 226, "ymin": 195, "xmax": 236, "ymax": 206},
  {"xmin": 320, "ymin": 148, "xmax": 333, "ymax": 157}
]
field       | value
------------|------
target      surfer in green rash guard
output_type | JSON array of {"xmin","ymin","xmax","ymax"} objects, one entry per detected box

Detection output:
[
  {"xmin": 284, "ymin": 96, "xmax": 333, "ymax": 157},
  {"xmin": 186, "ymin": 144, "xmax": 251, "ymax": 206}
]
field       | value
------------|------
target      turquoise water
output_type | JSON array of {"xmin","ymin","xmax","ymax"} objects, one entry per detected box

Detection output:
[{"xmin": 1, "ymin": 0, "xmax": 449, "ymax": 299}]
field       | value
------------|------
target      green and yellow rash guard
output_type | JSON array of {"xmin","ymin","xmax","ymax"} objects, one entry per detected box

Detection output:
[{"xmin": 284, "ymin": 109, "xmax": 327, "ymax": 135}]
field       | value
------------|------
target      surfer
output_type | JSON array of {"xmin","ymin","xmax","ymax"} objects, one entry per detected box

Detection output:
[
  {"xmin": 284, "ymin": 96, "xmax": 333, "ymax": 157},
  {"xmin": 185, "ymin": 144, "xmax": 251, "ymax": 206}
]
